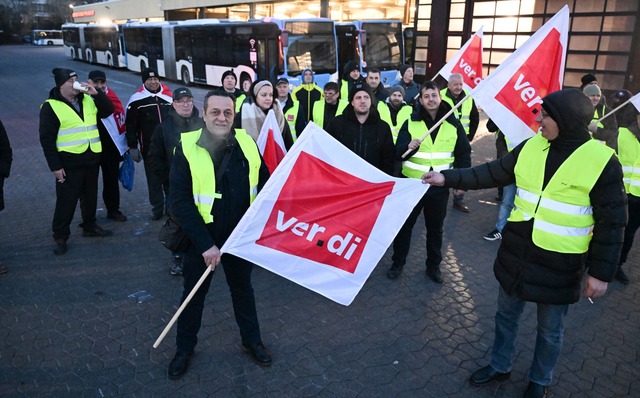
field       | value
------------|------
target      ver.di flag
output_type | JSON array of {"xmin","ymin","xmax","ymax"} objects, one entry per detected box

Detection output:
[
  {"xmin": 256, "ymin": 109, "xmax": 287, "ymax": 174},
  {"xmin": 631, "ymin": 93, "xmax": 640, "ymax": 113},
  {"xmin": 221, "ymin": 122, "xmax": 428, "ymax": 306},
  {"xmin": 471, "ymin": 5, "xmax": 569, "ymax": 147},
  {"xmin": 435, "ymin": 26, "xmax": 484, "ymax": 91}
]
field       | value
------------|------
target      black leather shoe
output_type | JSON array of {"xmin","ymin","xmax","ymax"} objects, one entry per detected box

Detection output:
[
  {"xmin": 523, "ymin": 381, "xmax": 548, "ymax": 398},
  {"xmin": 386, "ymin": 264, "xmax": 403, "ymax": 280},
  {"xmin": 453, "ymin": 200, "xmax": 470, "ymax": 213},
  {"xmin": 615, "ymin": 265, "xmax": 630, "ymax": 284},
  {"xmin": 107, "ymin": 211, "xmax": 127, "ymax": 222},
  {"xmin": 168, "ymin": 352, "xmax": 192, "ymax": 380},
  {"xmin": 53, "ymin": 240, "xmax": 67, "ymax": 255},
  {"xmin": 426, "ymin": 267, "xmax": 443, "ymax": 284},
  {"xmin": 242, "ymin": 342, "xmax": 272, "ymax": 366},
  {"xmin": 82, "ymin": 225, "xmax": 113, "ymax": 237},
  {"xmin": 469, "ymin": 365, "xmax": 511, "ymax": 386}
]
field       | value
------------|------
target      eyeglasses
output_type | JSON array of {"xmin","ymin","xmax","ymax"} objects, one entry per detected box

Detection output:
[{"xmin": 175, "ymin": 99, "xmax": 193, "ymax": 105}]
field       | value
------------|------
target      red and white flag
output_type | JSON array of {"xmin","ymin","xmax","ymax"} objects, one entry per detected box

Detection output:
[
  {"xmin": 256, "ymin": 110, "xmax": 287, "ymax": 174},
  {"xmin": 435, "ymin": 26, "xmax": 484, "ymax": 90},
  {"xmin": 102, "ymin": 87, "xmax": 128, "ymax": 155},
  {"xmin": 472, "ymin": 5, "xmax": 569, "ymax": 146},
  {"xmin": 630, "ymin": 93, "xmax": 640, "ymax": 113},
  {"xmin": 221, "ymin": 122, "xmax": 428, "ymax": 306}
]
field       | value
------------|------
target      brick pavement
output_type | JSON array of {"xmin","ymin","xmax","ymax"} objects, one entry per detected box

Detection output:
[{"xmin": 0, "ymin": 45, "xmax": 638, "ymax": 397}]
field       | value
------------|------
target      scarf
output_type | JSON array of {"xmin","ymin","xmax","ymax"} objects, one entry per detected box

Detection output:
[{"xmin": 240, "ymin": 99, "xmax": 286, "ymax": 141}]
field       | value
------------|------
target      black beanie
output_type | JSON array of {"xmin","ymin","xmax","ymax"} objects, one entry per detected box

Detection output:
[
  {"xmin": 52, "ymin": 68, "xmax": 77, "ymax": 88},
  {"xmin": 348, "ymin": 82, "xmax": 373, "ymax": 103},
  {"xmin": 221, "ymin": 69, "xmax": 237, "ymax": 84},
  {"xmin": 141, "ymin": 67, "xmax": 158, "ymax": 83},
  {"xmin": 343, "ymin": 61, "xmax": 360, "ymax": 77},
  {"xmin": 399, "ymin": 64, "xmax": 411, "ymax": 77},
  {"xmin": 580, "ymin": 73, "xmax": 597, "ymax": 88}
]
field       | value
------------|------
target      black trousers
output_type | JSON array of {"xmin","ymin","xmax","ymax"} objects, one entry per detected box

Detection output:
[
  {"xmin": 392, "ymin": 188, "xmax": 449, "ymax": 269},
  {"xmin": 620, "ymin": 194, "xmax": 640, "ymax": 264},
  {"xmin": 142, "ymin": 151, "xmax": 166, "ymax": 216},
  {"xmin": 99, "ymin": 139, "xmax": 123, "ymax": 214},
  {"xmin": 52, "ymin": 162, "xmax": 99, "ymax": 240},
  {"xmin": 176, "ymin": 246, "xmax": 262, "ymax": 354}
]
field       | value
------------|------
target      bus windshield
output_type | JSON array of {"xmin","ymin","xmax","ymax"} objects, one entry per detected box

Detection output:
[
  {"xmin": 284, "ymin": 21, "xmax": 336, "ymax": 76},
  {"xmin": 361, "ymin": 22, "xmax": 403, "ymax": 72}
]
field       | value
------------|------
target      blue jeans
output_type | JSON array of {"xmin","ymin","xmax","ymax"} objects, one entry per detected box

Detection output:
[
  {"xmin": 489, "ymin": 287, "xmax": 568, "ymax": 386},
  {"xmin": 496, "ymin": 183, "xmax": 516, "ymax": 232}
]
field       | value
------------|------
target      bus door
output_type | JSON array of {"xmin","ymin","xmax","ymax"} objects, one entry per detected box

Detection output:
[
  {"xmin": 255, "ymin": 36, "xmax": 279, "ymax": 82},
  {"xmin": 336, "ymin": 24, "xmax": 358, "ymax": 78}
]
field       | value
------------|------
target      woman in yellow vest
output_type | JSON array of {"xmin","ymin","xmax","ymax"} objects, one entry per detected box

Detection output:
[{"xmin": 422, "ymin": 89, "xmax": 627, "ymax": 398}]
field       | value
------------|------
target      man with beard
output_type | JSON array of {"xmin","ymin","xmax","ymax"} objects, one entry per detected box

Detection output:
[
  {"xmin": 365, "ymin": 68, "xmax": 389, "ymax": 104},
  {"xmin": 167, "ymin": 90, "xmax": 271, "ymax": 380},
  {"xmin": 326, "ymin": 83, "xmax": 395, "ymax": 175},
  {"xmin": 422, "ymin": 88, "xmax": 626, "ymax": 398},
  {"xmin": 148, "ymin": 87, "xmax": 204, "ymax": 275},
  {"xmin": 378, "ymin": 85, "xmax": 413, "ymax": 142},
  {"xmin": 125, "ymin": 68, "xmax": 173, "ymax": 220}
]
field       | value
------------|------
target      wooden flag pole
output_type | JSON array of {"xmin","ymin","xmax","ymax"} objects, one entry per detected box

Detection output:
[
  {"xmin": 401, "ymin": 92, "xmax": 471, "ymax": 158},
  {"xmin": 596, "ymin": 96, "xmax": 634, "ymax": 123},
  {"xmin": 153, "ymin": 266, "xmax": 214, "ymax": 349}
]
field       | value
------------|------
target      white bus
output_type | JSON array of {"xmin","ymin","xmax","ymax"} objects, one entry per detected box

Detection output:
[
  {"xmin": 62, "ymin": 23, "xmax": 126, "ymax": 68},
  {"xmin": 33, "ymin": 30, "xmax": 63, "ymax": 46}
]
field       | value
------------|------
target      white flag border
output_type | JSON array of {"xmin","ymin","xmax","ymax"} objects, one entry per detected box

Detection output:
[{"xmin": 435, "ymin": 26, "xmax": 484, "ymax": 92}]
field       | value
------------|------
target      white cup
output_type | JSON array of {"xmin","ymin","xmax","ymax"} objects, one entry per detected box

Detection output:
[{"xmin": 72, "ymin": 81, "xmax": 89, "ymax": 92}]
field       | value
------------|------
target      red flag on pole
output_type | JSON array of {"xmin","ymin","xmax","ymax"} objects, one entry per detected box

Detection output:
[
  {"xmin": 256, "ymin": 110, "xmax": 287, "ymax": 174},
  {"xmin": 435, "ymin": 26, "xmax": 484, "ymax": 90},
  {"xmin": 471, "ymin": 6, "xmax": 569, "ymax": 147}
]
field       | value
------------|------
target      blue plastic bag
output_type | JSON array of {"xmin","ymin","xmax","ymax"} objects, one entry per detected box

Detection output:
[{"xmin": 119, "ymin": 152, "xmax": 135, "ymax": 192}]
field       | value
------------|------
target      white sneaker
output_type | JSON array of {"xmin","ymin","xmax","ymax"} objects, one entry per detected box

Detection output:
[{"xmin": 483, "ymin": 229, "xmax": 502, "ymax": 241}]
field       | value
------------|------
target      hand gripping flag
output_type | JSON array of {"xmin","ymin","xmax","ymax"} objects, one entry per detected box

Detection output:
[
  {"xmin": 221, "ymin": 122, "xmax": 429, "ymax": 306},
  {"xmin": 256, "ymin": 109, "xmax": 287, "ymax": 174},
  {"xmin": 435, "ymin": 26, "xmax": 484, "ymax": 90},
  {"xmin": 102, "ymin": 87, "xmax": 128, "ymax": 155},
  {"xmin": 471, "ymin": 5, "xmax": 569, "ymax": 147}
]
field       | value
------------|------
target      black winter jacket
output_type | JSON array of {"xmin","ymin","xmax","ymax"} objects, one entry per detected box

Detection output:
[
  {"xmin": 169, "ymin": 128, "xmax": 269, "ymax": 254},
  {"xmin": 326, "ymin": 104, "xmax": 396, "ymax": 175},
  {"xmin": 442, "ymin": 89, "xmax": 627, "ymax": 304},
  {"xmin": 147, "ymin": 107, "xmax": 203, "ymax": 186},
  {"xmin": 39, "ymin": 87, "xmax": 114, "ymax": 172},
  {"xmin": 124, "ymin": 88, "xmax": 172, "ymax": 154}
]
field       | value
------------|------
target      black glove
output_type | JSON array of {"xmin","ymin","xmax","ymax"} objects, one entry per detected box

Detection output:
[{"xmin": 128, "ymin": 148, "xmax": 142, "ymax": 163}]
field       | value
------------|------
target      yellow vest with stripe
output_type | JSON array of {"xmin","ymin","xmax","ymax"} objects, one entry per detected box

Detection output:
[
  {"xmin": 440, "ymin": 89, "xmax": 472, "ymax": 136},
  {"xmin": 378, "ymin": 102, "xmax": 413, "ymax": 143},
  {"xmin": 591, "ymin": 107, "xmax": 605, "ymax": 130},
  {"xmin": 46, "ymin": 96, "xmax": 101, "ymax": 154},
  {"xmin": 509, "ymin": 133, "xmax": 614, "ymax": 253},
  {"xmin": 402, "ymin": 119, "xmax": 458, "ymax": 179},
  {"xmin": 284, "ymin": 100, "xmax": 300, "ymax": 140},
  {"xmin": 181, "ymin": 128, "xmax": 261, "ymax": 224},
  {"xmin": 617, "ymin": 126, "xmax": 640, "ymax": 196},
  {"xmin": 312, "ymin": 100, "xmax": 348, "ymax": 129}
]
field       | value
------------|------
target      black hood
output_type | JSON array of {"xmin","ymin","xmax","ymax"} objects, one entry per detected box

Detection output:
[{"xmin": 541, "ymin": 88, "xmax": 592, "ymax": 149}]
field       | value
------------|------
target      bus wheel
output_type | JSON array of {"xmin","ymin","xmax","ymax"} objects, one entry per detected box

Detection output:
[
  {"xmin": 140, "ymin": 61, "xmax": 146, "ymax": 72},
  {"xmin": 181, "ymin": 68, "xmax": 191, "ymax": 86},
  {"xmin": 47, "ymin": 41, "xmax": 53, "ymax": 46}
]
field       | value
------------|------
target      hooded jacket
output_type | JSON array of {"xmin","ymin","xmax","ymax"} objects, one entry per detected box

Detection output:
[
  {"xmin": 147, "ymin": 106, "xmax": 203, "ymax": 186},
  {"xmin": 326, "ymin": 104, "xmax": 396, "ymax": 175},
  {"xmin": 442, "ymin": 89, "xmax": 627, "ymax": 304},
  {"xmin": 292, "ymin": 68, "xmax": 323, "ymax": 122}
]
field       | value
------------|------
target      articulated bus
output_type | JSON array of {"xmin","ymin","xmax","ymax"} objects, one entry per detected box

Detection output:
[
  {"xmin": 122, "ymin": 18, "xmax": 338, "ymax": 90},
  {"xmin": 33, "ymin": 30, "xmax": 63, "ymax": 46},
  {"xmin": 61, "ymin": 23, "xmax": 126, "ymax": 68},
  {"xmin": 336, "ymin": 20, "xmax": 404, "ymax": 86}
]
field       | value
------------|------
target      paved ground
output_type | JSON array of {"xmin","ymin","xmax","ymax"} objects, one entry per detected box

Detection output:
[{"xmin": 0, "ymin": 45, "xmax": 638, "ymax": 397}]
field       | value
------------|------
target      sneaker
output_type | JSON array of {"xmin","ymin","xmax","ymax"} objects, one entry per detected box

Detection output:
[
  {"xmin": 170, "ymin": 263, "xmax": 183, "ymax": 276},
  {"xmin": 483, "ymin": 229, "xmax": 502, "ymax": 241}
]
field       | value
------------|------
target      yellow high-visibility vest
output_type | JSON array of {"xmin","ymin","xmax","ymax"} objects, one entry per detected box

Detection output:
[
  {"xmin": 402, "ymin": 119, "xmax": 458, "ymax": 179},
  {"xmin": 378, "ymin": 102, "xmax": 412, "ymax": 143},
  {"xmin": 46, "ymin": 96, "xmax": 101, "ymax": 154},
  {"xmin": 617, "ymin": 126, "xmax": 640, "ymax": 196},
  {"xmin": 312, "ymin": 100, "xmax": 348, "ymax": 129},
  {"xmin": 440, "ymin": 88, "xmax": 472, "ymax": 137}
]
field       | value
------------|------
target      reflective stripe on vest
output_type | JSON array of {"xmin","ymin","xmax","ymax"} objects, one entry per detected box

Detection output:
[
  {"xmin": 181, "ymin": 128, "xmax": 261, "ymax": 224},
  {"xmin": 47, "ymin": 97, "xmax": 102, "ymax": 154},
  {"xmin": 312, "ymin": 100, "xmax": 348, "ymax": 129},
  {"xmin": 402, "ymin": 119, "xmax": 458, "ymax": 178},
  {"xmin": 378, "ymin": 102, "xmax": 412, "ymax": 143},
  {"xmin": 617, "ymin": 126, "xmax": 640, "ymax": 196},
  {"xmin": 284, "ymin": 100, "xmax": 300, "ymax": 140},
  {"xmin": 440, "ymin": 89, "xmax": 472, "ymax": 136},
  {"xmin": 509, "ymin": 133, "xmax": 613, "ymax": 253}
]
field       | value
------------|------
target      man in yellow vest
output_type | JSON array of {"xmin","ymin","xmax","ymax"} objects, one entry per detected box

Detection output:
[
  {"xmin": 440, "ymin": 73, "xmax": 479, "ymax": 213},
  {"xmin": 311, "ymin": 82, "xmax": 348, "ymax": 131},
  {"xmin": 275, "ymin": 78, "xmax": 305, "ymax": 140},
  {"xmin": 39, "ymin": 68, "xmax": 115, "ymax": 255},
  {"xmin": 292, "ymin": 68, "xmax": 323, "ymax": 124},
  {"xmin": 378, "ymin": 85, "xmax": 413, "ymax": 143},
  {"xmin": 166, "ymin": 90, "xmax": 271, "ymax": 380},
  {"xmin": 422, "ymin": 89, "xmax": 627, "ymax": 398},
  {"xmin": 386, "ymin": 81, "xmax": 471, "ymax": 283},
  {"xmin": 613, "ymin": 89, "xmax": 640, "ymax": 284}
]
